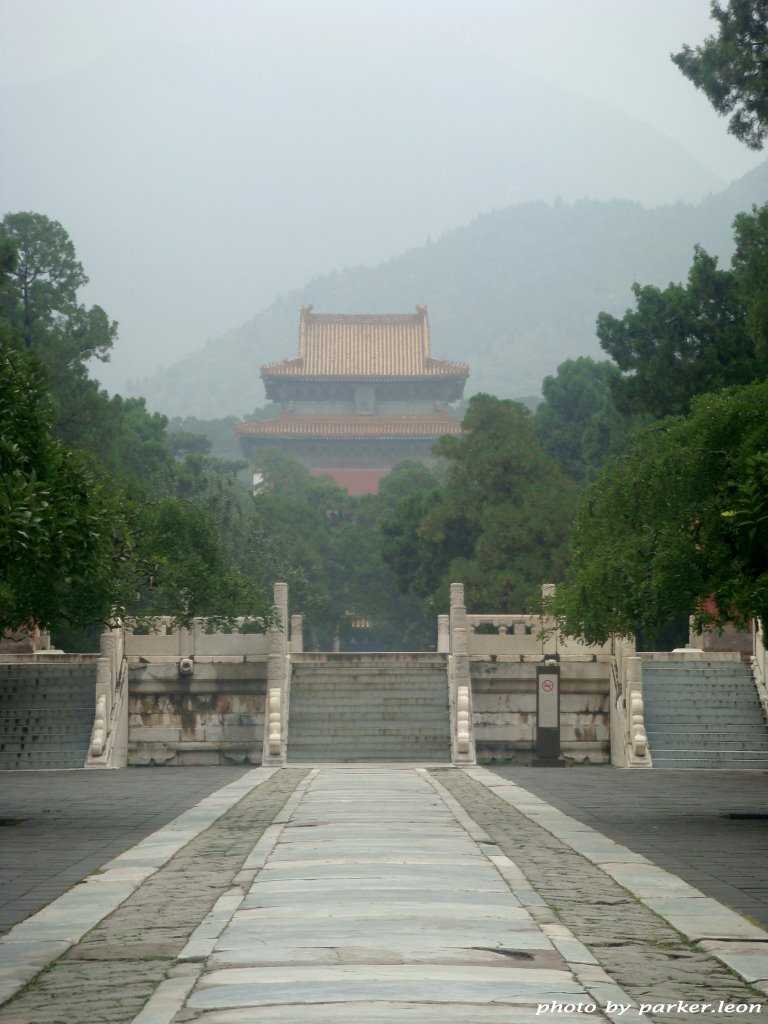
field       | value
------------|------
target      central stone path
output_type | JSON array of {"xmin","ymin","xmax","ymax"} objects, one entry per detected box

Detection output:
[{"xmin": 177, "ymin": 767, "xmax": 606, "ymax": 1022}]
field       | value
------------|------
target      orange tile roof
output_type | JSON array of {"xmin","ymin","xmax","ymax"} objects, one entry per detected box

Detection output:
[
  {"xmin": 236, "ymin": 414, "xmax": 463, "ymax": 440},
  {"xmin": 261, "ymin": 306, "xmax": 469, "ymax": 380}
]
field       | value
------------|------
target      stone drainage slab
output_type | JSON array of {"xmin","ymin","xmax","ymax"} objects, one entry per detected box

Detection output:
[{"xmin": 172, "ymin": 767, "xmax": 618, "ymax": 1022}]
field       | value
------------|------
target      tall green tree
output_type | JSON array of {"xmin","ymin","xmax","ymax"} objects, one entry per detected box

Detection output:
[
  {"xmin": 533, "ymin": 357, "xmax": 643, "ymax": 485},
  {"xmin": 382, "ymin": 395, "xmax": 577, "ymax": 613},
  {"xmin": 672, "ymin": 0, "xmax": 768, "ymax": 149},
  {"xmin": 0, "ymin": 333, "xmax": 122, "ymax": 633},
  {"xmin": 0, "ymin": 212, "xmax": 117, "ymax": 371},
  {"xmin": 597, "ymin": 206, "xmax": 768, "ymax": 419},
  {"xmin": 598, "ymin": 246, "xmax": 750, "ymax": 418},
  {"xmin": 555, "ymin": 380, "xmax": 768, "ymax": 644}
]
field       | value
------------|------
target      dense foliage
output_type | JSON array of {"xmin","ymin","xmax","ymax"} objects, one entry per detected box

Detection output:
[
  {"xmin": 382, "ymin": 396, "xmax": 577, "ymax": 614},
  {"xmin": 0, "ymin": 213, "xmax": 269, "ymax": 638},
  {"xmin": 244, "ymin": 453, "xmax": 435, "ymax": 650},
  {"xmin": 532, "ymin": 357, "xmax": 644, "ymax": 485},
  {"xmin": 555, "ymin": 382, "xmax": 768, "ymax": 643}
]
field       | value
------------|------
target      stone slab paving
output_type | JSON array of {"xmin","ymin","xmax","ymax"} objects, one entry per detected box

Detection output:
[
  {"xmin": 176, "ymin": 767, "xmax": 610, "ymax": 1022},
  {"xmin": 434, "ymin": 767, "xmax": 767, "ymax": 1024},
  {"xmin": 0, "ymin": 767, "xmax": 307, "ymax": 1022},
  {"xmin": 0, "ymin": 767, "xmax": 253, "ymax": 934},
  {"xmin": 489, "ymin": 768, "xmax": 768, "ymax": 929},
  {"xmin": 0, "ymin": 765, "xmax": 766, "ymax": 1024}
]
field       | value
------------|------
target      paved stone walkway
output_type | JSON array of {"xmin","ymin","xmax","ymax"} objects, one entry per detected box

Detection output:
[
  {"xmin": 490, "ymin": 768, "xmax": 768, "ymax": 929},
  {"xmin": 0, "ymin": 766, "xmax": 766, "ymax": 1023},
  {"xmin": 0, "ymin": 768, "xmax": 251, "ymax": 933}
]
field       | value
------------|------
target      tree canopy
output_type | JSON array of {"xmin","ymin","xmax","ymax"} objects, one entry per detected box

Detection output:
[
  {"xmin": 382, "ymin": 395, "xmax": 577, "ymax": 613},
  {"xmin": 672, "ymin": 0, "xmax": 768, "ymax": 149},
  {"xmin": 533, "ymin": 357, "xmax": 644, "ymax": 485},
  {"xmin": 0, "ymin": 213, "xmax": 271, "ymax": 639},
  {"xmin": 0, "ymin": 211, "xmax": 117, "ymax": 369},
  {"xmin": 555, "ymin": 380, "xmax": 768, "ymax": 644},
  {"xmin": 597, "ymin": 204, "xmax": 767, "ymax": 419}
]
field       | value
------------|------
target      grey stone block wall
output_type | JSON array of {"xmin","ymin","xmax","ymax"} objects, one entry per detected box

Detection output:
[
  {"xmin": 471, "ymin": 659, "xmax": 610, "ymax": 764},
  {"xmin": 127, "ymin": 660, "xmax": 267, "ymax": 766}
]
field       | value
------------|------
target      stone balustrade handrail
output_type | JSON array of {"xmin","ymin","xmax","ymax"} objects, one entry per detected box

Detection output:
[
  {"xmin": 752, "ymin": 620, "xmax": 768, "ymax": 722},
  {"xmin": 466, "ymin": 614, "xmax": 537, "ymax": 635},
  {"xmin": 86, "ymin": 626, "xmax": 129, "ymax": 768}
]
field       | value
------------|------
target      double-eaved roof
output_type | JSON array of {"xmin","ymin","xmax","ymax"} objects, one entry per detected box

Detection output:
[
  {"xmin": 236, "ymin": 412, "xmax": 463, "ymax": 440},
  {"xmin": 261, "ymin": 305, "xmax": 469, "ymax": 381}
]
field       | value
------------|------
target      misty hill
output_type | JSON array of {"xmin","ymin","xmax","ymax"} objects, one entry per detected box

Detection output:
[
  {"xmin": 2, "ymin": 29, "xmax": 732, "ymax": 398},
  {"xmin": 132, "ymin": 161, "xmax": 768, "ymax": 419}
]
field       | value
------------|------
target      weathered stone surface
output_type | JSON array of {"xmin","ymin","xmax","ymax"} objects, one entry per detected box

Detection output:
[
  {"xmin": 0, "ymin": 769, "xmax": 307, "ymax": 1024},
  {"xmin": 434, "ymin": 769, "xmax": 764, "ymax": 1024}
]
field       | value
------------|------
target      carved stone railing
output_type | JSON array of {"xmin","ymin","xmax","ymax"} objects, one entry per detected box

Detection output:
[
  {"xmin": 123, "ymin": 616, "xmax": 271, "ymax": 658},
  {"xmin": 86, "ymin": 627, "xmax": 129, "ymax": 768},
  {"xmin": 752, "ymin": 620, "xmax": 768, "ymax": 722},
  {"xmin": 464, "ymin": 585, "xmax": 614, "ymax": 659},
  {"xmin": 262, "ymin": 583, "xmax": 290, "ymax": 765},
  {"xmin": 453, "ymin": 581, "xmax": 640, "ymax": 767},
  {"xmin": 618, "ymin": 654, "xmax": 651, "ymax": 767},
  {"xmin": 448, "ymin": 583, "xmax": 476, "ymax": 765}
]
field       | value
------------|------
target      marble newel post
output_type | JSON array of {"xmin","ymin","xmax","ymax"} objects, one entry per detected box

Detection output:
[
  {"xmin": 449, "ymin": 583, "xmax": 476, "ymax": 765},
  {"xmin": 263, "ymin": 582, "xmax": 289, "ymax": 765}
]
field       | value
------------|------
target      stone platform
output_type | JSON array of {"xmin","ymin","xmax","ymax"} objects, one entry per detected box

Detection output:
[{"xmin": 0, "ymin": 766, "xmax": 766, "ymax": 1023}]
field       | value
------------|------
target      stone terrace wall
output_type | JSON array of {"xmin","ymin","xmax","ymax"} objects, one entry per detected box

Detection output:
[
  {"xmin": 470, "ymin": 656, "xmax": 611, "ymax": 765},
  {"xmin": 128, "ymin": 658, "xmax": 268, "ymax": 766}
]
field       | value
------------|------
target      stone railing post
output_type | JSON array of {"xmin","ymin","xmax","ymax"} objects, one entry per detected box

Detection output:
[
  {"xmin": 626, "ymin": 655, "xmax": 648, "ymax": 760},
  {"xmin": 541, "ymin": 582, "xmax": 557, "ymax": 657},
  {"xmin": 263, "ymin": 582, "xmax": 289, "ymax": 765},
  {"xmin": 274, "ymin": 582, "xmax": 288, "ymax": 647},
  {"xmin": 90, "ymin": 656, "xmax": 112, "ymax": 758},
  {"xmin": 437, "ymin": 615, "xmax": 450, "ymax": 653},
  {"xmin": 290, "ymin": 614, "xmax": 303, "ymax": 654},
  {"xmin": 263, "ymin": 625, "xmax": 286, "ymax": 765},
  {"xmin": 448, "ymin": 583, "xmax": 475, "ymax": 765}
]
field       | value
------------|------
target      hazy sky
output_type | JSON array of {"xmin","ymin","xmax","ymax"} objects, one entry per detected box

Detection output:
[{"xmin": 1, "ymin": 0, "xmax": 764, "ymax": 397}]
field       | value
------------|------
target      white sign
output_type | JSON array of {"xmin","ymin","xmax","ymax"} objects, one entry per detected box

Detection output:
[{"xmin": 538, "ymin": 672, "xmax": 559, "ymax": 728}]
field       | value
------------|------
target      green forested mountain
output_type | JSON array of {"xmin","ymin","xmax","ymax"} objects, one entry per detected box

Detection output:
[{"xmin": 131, "ymin": 162, "xmax": 768, "ymax": 419}]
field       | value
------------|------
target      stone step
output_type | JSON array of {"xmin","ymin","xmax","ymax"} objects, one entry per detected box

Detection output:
[
  {"xmin": 290, "ymin": 700, "xmax": 450, "ymax": 708},
  {"xmin": 292, "ymin": 675, "xmax": 450, "ymax": 684},
  {"xmin": 0, "ymin": 741, "xmax": 91, "ymax": 756},
  {"xmin": 0, "ymin": 720, "xmax": 95, "ymax": 737},
  {"xmin": 0, "ymin": 694, "xmax": 95, "ymax": 710},
  {"xmin": 643, "ymin": 700, "xmax": 765, "ymax": 708},
  {"xmin": 643, "ymin": 686, "xmax": 759, "ymax": 698},
  {"xmin": 290, "ymin": 684, "xmax": 450, "ymax": 692},
  {"xmin": 646, "ymin": 736, "xmax": 768, "ymax": 751},
  {"xmin": 650, "ymin": 754, "xmax": 768, "ymax": 769},
  {"xmin": 0, "ymin": 752, "xmax": 87, "ymax": 769},
  {"xmin": 643, "ymin": 661, "xmax": 750, "ymax": 671},
  {"xmin": 650, "ymin": 743, "xmax": 768, "ymax": 757},
  {"xmin": 289, "ymin": 733, "xmax": 451, "ymax": 747},
  {"xmin": 287, "ymin": 753, "xmax": 449, "ymax": 763},
  {"xmin": 646, "ymin": 725, "xmax": 768, "ymax": 738}
]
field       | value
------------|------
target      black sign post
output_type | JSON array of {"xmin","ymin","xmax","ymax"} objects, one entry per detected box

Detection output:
[{"xmin": 535, "ymin": 661, "xmax": 564, "ymax": 766}]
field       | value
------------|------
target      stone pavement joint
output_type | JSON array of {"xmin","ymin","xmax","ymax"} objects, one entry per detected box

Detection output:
[{"xmin": 434, "ymin": 768, "xmax": 766, "ymax": 1024}]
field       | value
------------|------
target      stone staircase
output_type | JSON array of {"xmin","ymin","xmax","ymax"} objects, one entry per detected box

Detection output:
[
  {"xmin": 643, "ymin": 659, "xmax": 768, "ymax": 769},
  {"xmin": 286, "ymin": 653, "xmax": 451, "ymax": 762},
  {"xmin": 0, "ymin": 662, "xmax": 96, "ymax": 769}
]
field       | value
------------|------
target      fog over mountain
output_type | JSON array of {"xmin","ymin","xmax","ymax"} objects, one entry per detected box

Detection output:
[
  {"xmin": 2, "ymin": 0, "xmax": 764, "ymax": 402},
  {"xmin": 132, "ymin": 161, "xmax": 768, "ymax": 418}
]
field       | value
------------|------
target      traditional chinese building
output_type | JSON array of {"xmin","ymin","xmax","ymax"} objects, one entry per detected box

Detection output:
[{"xmin": 236, "ymin": 306, "xmax": 469, "ymax": 494}]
